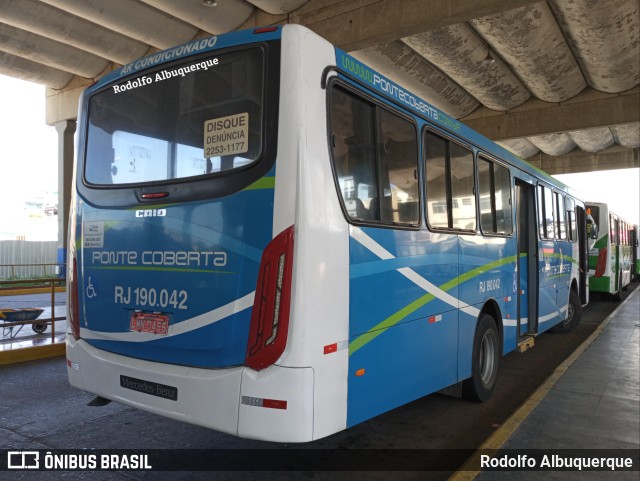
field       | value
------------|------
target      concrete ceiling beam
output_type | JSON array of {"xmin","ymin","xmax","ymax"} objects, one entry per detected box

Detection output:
[
  {"xmin": 139, "ymin": 0, "xmax": 253, "ymax": 34},
  {"xmin": 351, "ymin": 40, "xmax": 479, "ymax": 118},
  {"xmin": 0, "ymin": 50, "xmax": 73, "ymax": 89},
  {"xmin": 0, "ymin": 0, "xmax": 148, "ymax": 65},
  {"xmin": 548, "ymin": 0, "xmax": 640, "ymax": 93},
  {"xmin": 462, "ymin": 88, "xmax": 640, "ymax": 141},
  {"xmin": 528, "ymin": 145, "xmax": 640, "ymax": 176},
  {"xmin": 40, "ymin": 0, "xmax": 198, "ymax": 50},
  {"xmin": 469, "ymin": 2, "xmax": 586, "ymax": 103},
  {"xmin": 402, "ymin": 23, "xmax": 530, "ymax": 111},
  {"xmin": 292, "ymin": 0, "xmax": 544, "ymax": 52},
  {"xmin": 0, "ymin": 22, "xmax": 109, "ymax": 79},
  {"xmin": 247, "ymin": 0, "xmax": 310, "ymax": 15}
]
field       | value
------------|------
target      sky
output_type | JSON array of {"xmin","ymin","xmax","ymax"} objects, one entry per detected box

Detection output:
[
  {"xmin": 554, "ymin": 169, "xmax": 640, "ymax": 226},
  {"xmin": 0, "ymin": 75, "xmax": 58, "ymax": 214},
  {"xmin": 0, "ymin": 73, "xmax": 638, "ymax": 231}
]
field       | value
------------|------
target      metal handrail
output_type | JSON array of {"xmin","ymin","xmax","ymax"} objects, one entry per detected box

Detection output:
[
  {"xmin": 0, "ymin": 276, "xmax": 66, "ymax": 343},
  {"xmin": 0, "ymin": 262, "xmax": 63, "ymax": 280}
]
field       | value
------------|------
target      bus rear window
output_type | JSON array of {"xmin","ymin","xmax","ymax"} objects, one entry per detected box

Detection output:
[{"xmin": 85, "ymin": 48, "xmax": 264, "ymax": 186}]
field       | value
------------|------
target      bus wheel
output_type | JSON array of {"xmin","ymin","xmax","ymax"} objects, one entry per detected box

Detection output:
[
  {"xmin": 462, "ymin": 314, "xmax": 499, "ymax": 402},
  {"xmin": 551, "ymin": 289, "xmax": 581, "ymax": 333}
]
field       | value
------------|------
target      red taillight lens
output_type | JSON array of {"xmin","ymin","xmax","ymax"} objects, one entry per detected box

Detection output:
[
  {"xmin": 253, "ymin": 26, "xmax": 279, "ymax": 34},
  {"xmin": 245, "ymin": 225, "xmax": 295, "ymax": 371},
  {"xmin": 69, "ymin": 257, "xmax": 81, "ymax": 340}
]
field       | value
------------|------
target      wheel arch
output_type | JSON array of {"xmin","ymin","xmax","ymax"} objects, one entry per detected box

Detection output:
[
  {"xmin": 571, "ymin": 277, "xmax": 579, "ymax": 295},
  {"xmin": 478, "ymin": 298, "xmax": 503, "ymax": 356}
]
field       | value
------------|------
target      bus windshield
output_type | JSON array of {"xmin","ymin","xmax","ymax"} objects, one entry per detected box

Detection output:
[{"xmin": 84, "ymin": 47, "xmax": 265, "ymax": 186}]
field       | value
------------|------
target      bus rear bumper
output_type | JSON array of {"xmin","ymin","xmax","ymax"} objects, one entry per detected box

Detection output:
[
  {"xmin": 238, "ymin": 363, "xmax": 314, "ymax": 442},
  {"xmin": 66, "ymin": 336, "xmax": 315, "ymax": 442}
]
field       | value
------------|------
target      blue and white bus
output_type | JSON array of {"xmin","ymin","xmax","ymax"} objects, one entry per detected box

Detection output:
[{"xmin": 67, "ymin": 25, "xmax": 589, "ymax": 442}]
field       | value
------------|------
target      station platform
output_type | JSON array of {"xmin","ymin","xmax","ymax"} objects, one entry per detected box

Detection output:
[{"xmin": 472, "ymin": 286, "xmax": 640, "ymax": 480}]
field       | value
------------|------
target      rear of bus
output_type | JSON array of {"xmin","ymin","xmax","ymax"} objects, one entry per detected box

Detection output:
[
  {"xmin": 66, "ymin": 27, "xmax": 321, "ymax": 441},
  {"xmin": 586, "ymin": 202, "xmax": 631, "ymax": 298}
]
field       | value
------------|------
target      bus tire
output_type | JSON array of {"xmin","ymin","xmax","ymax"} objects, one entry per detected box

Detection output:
[
  {"xmin": 551, "ymin": 289, "xmax": 581, "ymax": 333},
  {"xmin": 462, "ymin": 314, "xmax": 500, "ymax": 402}
]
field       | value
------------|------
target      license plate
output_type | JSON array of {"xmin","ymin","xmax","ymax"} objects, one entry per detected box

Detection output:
[{"xmin": 129, "ymin": 312, "xmax": 169, "ymax": 335}]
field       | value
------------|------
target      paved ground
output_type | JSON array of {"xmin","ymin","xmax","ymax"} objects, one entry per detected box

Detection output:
[
  {"xmin": 477, "ymin": 287, "xmax": 639, "ymax": 481},
  {"xmin": 0, "ymin": 285, "xmax": 637, "ymax": 480}
]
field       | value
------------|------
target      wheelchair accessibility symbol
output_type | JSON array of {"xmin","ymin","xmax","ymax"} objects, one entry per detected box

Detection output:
[{"xmin": 86, "ymin": 277, "xmax": 97, "ymax": 299}]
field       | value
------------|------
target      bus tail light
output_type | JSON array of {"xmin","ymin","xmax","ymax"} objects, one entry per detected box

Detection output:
[
  {"xmin": 245, "ymin": 225, "xmax": 295, "ymax": 371},
  {"xmin": 68, "ymin": 257, "xmax": 81, "ymax": 340},
  {"xmin": 253, "ymin": 26, "xmax": 279, "ymax": 34}
]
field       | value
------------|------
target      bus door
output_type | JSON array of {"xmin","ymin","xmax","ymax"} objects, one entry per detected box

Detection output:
[
  {"xmin": 515, "ymin": 180, "xmax": 538, "ymax": 337},
  {"xmin": 577, "ymin": 206, "xmax": 588, "ymax": 304}
]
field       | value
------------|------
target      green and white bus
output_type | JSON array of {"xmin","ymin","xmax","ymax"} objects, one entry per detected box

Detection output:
[{"xmin": 586, "ymin": 202, "xmax": 633, "ymax": 300}]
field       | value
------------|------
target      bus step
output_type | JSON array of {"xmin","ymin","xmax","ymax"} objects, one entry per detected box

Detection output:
[{"xmin": 517, "ymin": 336, "xmax": 535, "ymax": 353}]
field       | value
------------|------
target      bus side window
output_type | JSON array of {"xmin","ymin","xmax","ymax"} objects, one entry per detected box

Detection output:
[
  {"xmin": 478, "ymin": 156, "xmax": 513, "ymax": 235},
  {"xmin": 329, "ymin": 87, "xmax": 376, "ymax": 222},
  {"xmin": 450, "ymin": 144, "xmax": 476, "ymax": 231},
  {"xmin": 610, "ymin": 214, "xmax": 617, "ymax": 245},
  {"xmin": 556, "ymin": 193, "xmax": 566, "ymax": 240},
  {"xmin": 424, "ymin": 131, "xmax": 476, "ymax": 232},
  {"xmin": 376, "ymin": 108, "xmax": 419, "ymax": 225},
  {"xmin": 537, "ymin": 186, "xmax": 545, "ymax": 239},
  {"xmin": 425, "ymin": 132, "xmax": 449, "ymax": 229},
  {"xmin": 537, "ymin": 185, "xmax": 555, "ymax": 239},
  {"xmin": 566, "ymin": 197, "xmax": 576, "ymax": 241},
  {"xmin": 586, "ymin": 207, "xmax": 598, "ymax": 239},
  {"xmin": 329, "ymin": 85, "xmax": 419, "ymax": 227}
]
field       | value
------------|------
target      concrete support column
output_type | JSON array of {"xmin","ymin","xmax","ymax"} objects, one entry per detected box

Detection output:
[{"xmin": 55, "ymin": 119, "xmax": 76, "ymax": 274}]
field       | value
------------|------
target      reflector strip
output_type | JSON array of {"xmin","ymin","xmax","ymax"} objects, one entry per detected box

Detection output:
[
  {"xmin": 66, "ymin": 359, "xmax": 79, "ymax": 371},
  {"xmin": 324, "ymin": 343, "xmax": 337, "ymax": 354},
  {"xmin": 428, "ymin": 315, "xmax": 442, "ymax": 324},
  {"xmin": 323, "ymin": 340, "xmax": 348, "ymax": 355},
  {"xmin": 241, "ymin": 395, "xmax": 287, "ymax": 410},
  {"xmin": 263, "ymin": 399, "xmax": 287, "ymax": 410}
]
